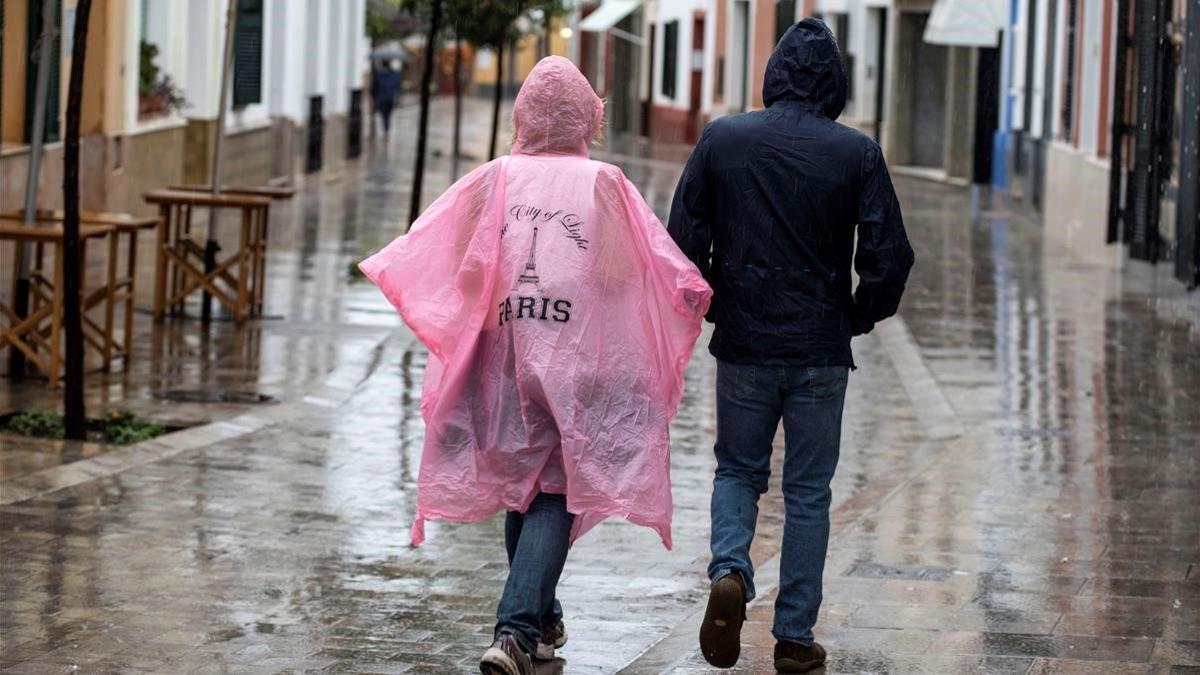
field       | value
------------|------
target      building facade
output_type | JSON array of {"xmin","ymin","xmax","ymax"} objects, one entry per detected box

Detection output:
[
  {"xmin": 998, "ymin": 0, "xmax": 1199, "ymax": 288},
  {"xmin": 1, "ymin": 0, "xmax": 369, "ymax": 217}
]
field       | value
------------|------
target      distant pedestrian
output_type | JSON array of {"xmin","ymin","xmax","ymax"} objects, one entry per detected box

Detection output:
[
  {"xmin": 359, "ymin": 56, "xmax": 711, "ymax": 675},
  {"xmin": 667, "ymin": 18, "xmax": 914, "ymax": 673},
  {"xmin": 370, "ymin": 59, "xmax": 402, "ymax": 136}
]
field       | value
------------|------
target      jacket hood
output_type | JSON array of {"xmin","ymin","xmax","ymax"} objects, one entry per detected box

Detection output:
[
  {"xmin": 512, "ymin": 56, "xmax": 604, "ymax": 156},
  {"xmin": 762, "ymin": 18, "xmax": 847, "ymax": 119}
]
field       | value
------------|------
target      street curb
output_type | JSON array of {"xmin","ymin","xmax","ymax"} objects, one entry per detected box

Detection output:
[
  {"xmin": 0, "ymin": 330, "xmax": 405, "ymax": 507},
  {"xmin": 874, "ymin": 317, "xmax": 964, "ymax": 440}
]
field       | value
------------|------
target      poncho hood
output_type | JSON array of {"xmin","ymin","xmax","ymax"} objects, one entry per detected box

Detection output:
[
  {"xmin": 511, "ymin": 56, "xmax": 604, "ymax": 157},
  {"xmin": 763, "ymin": 17, "xmax": 847, "ymax": 119}
]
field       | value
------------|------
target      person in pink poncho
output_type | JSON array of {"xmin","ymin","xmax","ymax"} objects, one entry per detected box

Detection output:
[{"xmin": 359, "ymin": 56, "xmax": 711, "ymax": 675}]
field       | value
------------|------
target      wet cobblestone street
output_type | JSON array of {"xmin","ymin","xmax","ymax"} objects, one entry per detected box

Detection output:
[{"xmin": 2, "ymin": 99, "xmax": 1199, "ymax": 674}]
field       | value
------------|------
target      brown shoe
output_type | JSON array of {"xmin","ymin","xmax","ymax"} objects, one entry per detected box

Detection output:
[
  {"xmin": 774, "ymin": 639, "xmax": 826, "ymax": 673},
  {"xmin": 699, "ymin": 572, "xmax": 747, "ymax": 668},
  {"xmin": 534, "ymin": 620, "xmax": 567, "ymax": 660},
  {"xmin": 480, "ymin": 633, "xmax": 533, "ymax": 675}
]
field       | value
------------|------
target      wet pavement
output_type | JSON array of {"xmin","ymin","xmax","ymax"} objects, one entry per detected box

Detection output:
[{"xmin": 2, "ymin": 97, "xmax": 1199, "ymax": 674}]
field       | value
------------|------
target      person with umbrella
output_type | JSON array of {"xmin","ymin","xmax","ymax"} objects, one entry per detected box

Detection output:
[{"xmin": 371, "ymin": 59, "xmax": 403, "ymax": 136}]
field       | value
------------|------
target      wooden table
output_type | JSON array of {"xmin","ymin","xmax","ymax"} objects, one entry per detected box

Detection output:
[
  {"xmin": 168, "ymin": 184, "xmax": 298, "ymax": 200},
  {"xmin": 0, "ymin": 223, "xmax": 117, "ymax": 387},
  {"xmin": 1, "ymin": 209, "xmax": 158, "ymax": 366},
  {"xmin": 143, "ymin": 189, "xmax": 273, "ymax": 322}
]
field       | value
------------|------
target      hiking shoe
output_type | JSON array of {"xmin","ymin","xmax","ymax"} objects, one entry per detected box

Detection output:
[
  {"xmin": 774, "ymin": 639, "xmax": 827, "ymax": 673},
  {"xmin": 534, "ymin": 620, "xmax": 567, "ymax": 660},
  {"xmin": 480, "ymin": 633, "xmax": 533, "ymax": 675},
  {"xmin": 699, "ymin": 572, "xmax": 747, "ymax": 668}
]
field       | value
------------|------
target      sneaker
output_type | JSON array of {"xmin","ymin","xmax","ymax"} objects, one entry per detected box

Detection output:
[
  {"xmin": 534, "ymin": 620, "xmax": 568, "ymax": 660},
  {"xmin": 699, "ymin": 572, "xmax": 747, "ymax": 668},
  {"xmin": 480, "ymin": 633, "xmax": 533, "ymax": 675},
  {"xmin": 774, "ymin": 639, "xmax": 827, "ymax": 673}
]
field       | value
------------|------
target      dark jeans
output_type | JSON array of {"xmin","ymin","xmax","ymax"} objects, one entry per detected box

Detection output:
[
  {"xmin": 377, "ymin": 103, "xmax": 395, "ymax": 133},
  {"xmin": 708, "ymin": 360, "xmax": 849, "ymax": 645},
  {"xmin": 495, "ymin": 492, "xmax": 574, "ymax": 653}
]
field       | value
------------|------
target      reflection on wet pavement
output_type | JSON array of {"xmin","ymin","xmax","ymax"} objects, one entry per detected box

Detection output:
[{"xmin": 2, "ymin": 99, "xmax": 1198, "ymax": 674}]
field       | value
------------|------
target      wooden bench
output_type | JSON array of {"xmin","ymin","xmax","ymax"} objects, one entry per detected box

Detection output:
[
  {"xmin": 143, "ymin": 190, "xmax": 273, "ymax": 322},
  {"xmin": 1, "ymin": 209, "xmax": 158, "ymax": 365},
  {"xmin": 0, "ymin": 223, "xmax": 117, "ymax": 387}
]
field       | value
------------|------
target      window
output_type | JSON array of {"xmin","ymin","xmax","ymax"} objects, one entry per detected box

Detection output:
[
  {"xmin": 662, "ymin": 20, "xmax": 678, "ymax": 99},
  {"xmin": 138, "ymin": 0, "xmax": 184, "ymax": 119},
  {"xmin": 834, "ymin": 13, "xmax": 853, "ymax": 102},
  {"xmin": 715, "ymin": 55, "xmax": 725, "ymax": 100},
  {"xmin": 775, "ymin": 0, "xmax": 795, "ymax": 44},
  {"xmin": 24, "ymin": 0, "xmax": 61, "ymax": 143},
  {"xmin": 232, "ymin": 0, "xmax": 264, "ymax": 107}
]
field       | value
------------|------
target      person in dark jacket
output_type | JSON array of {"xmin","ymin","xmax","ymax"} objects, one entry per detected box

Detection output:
[
  {"xmin": 667, "ymin": 17, "xmax": 914, "ymax": 673},
  {"xmin": 371, "ymin": 60, "xmax": 403, "ymax": 135}
]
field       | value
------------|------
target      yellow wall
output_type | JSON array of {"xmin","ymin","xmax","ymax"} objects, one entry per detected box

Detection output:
[
  {"xmin": 1, "ymin": 0, "xmax": 108, "ymax": 146},
  {"xmin": 76, "ymin": 0, "xmax": 109, "ymax": 135},
  {"xmin": 472, "ymin": 18, "xmax": 573, "ymax": 88},
  {"xmin": 2, "ymin": 0, "xmax": 29, "ymax": 145}
]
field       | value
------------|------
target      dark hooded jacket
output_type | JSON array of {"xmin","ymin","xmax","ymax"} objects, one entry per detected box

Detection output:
[{"xmin": 667, "ymin": 18, "xmax": 914, "ymax": 367}]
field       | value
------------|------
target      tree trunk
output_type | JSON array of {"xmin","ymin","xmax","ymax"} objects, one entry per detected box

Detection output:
[
  {"xmin": 489, "ymin": 38, "xmax": 504, "ymax": 160},
  {"xmin": 452, "ymin": 25, "xmax": 463, "ymax": 178},
  {"xmin": 62, "ymin": 0, "xmax": 93, "ymax": 440},
  {"xmin": 408, "ymin": 0, "xmax": 443, "ymax": 228}
]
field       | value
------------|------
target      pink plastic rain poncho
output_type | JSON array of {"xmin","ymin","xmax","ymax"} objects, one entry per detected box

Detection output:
[{"xmin": 360, "ymin": 56, "xmax": 711, "ymax": 549}]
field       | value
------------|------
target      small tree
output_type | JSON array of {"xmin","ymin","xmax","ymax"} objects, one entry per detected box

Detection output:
[
  {"xmin": 405, "ymin": 0, "xmax": 444, "ymax": 227},
  {"xmin": 453, "ymin": 0, "xmax": 526, "ymax": 160},
  {"xmin": 61, "ymin": 0, "xmax": 95, "ymax": 439}
]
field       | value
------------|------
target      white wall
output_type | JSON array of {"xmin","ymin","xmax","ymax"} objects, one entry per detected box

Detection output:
[
  {"xmin": 1077, "ymin": 0, "xmax": 1102, "ymax": 155},
  {"xmin": 179, "ymin": 0, "xmax": 369, "ymax": 127},
  {"xmin": 652, "ymin": 0, "xmax": 707, "ymax": 110},
  {"xmin": 1029, "ymin": 0, "xmax": 1050, "ymax": 139},
  {"xmin": 1010, "ymin": 0, "xmax": 1029, "ymax": 131}
]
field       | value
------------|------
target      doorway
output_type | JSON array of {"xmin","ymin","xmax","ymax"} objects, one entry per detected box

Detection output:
[
  {"xmin": 609, "ymin": 11, "xmax": 642, "ymax": 135},
  {"xmin": 686, "ymin": 15, "xmax": 705, "ymax": 143},
  {"xmin": 903, "ymin": 12, "xmax": 946, "ymax": 168}
]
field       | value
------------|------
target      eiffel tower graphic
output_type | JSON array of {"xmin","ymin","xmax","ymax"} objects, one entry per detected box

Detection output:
[{"xmin": 514, "ymin": 226, "xmax": 541, "ymax": 290}]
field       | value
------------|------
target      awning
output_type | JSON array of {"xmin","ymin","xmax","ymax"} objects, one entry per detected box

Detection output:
[
  {"xmin": 579, "ymin": 0, "xmax": 642, "ymax": 32},
  {"xmin": 924, "ymin": 0, "xmax": 1007, "ymax": 47}
]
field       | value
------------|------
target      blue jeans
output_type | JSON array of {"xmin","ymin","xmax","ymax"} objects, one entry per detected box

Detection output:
[
  {"xmin": 495, "ymin": 492, "xmax": 574, "ymax": 653},
  {"xmin": 708, "ymin": 361, "xmax": 849, "ymax": 645}
]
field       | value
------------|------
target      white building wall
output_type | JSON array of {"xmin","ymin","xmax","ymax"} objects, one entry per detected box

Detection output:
[
  {"xmin": 173, "ymin": 0, "xmax": 368, "ymax": 127},
  {"xmin": 268, "ymin": 0, "xmax": 307, "ymax": 121},
  {"xmin": 1029, "ymin": 0, "xmax": 1050, "ymax": 139},
  {"xmin": 1010, "ymin": 0, "xmax": 1029, "ymax": 131},
  {"xmin": 1077, "ymin": 0, "xmax": 1102, "ymax": 154},
  {"xmin": 1048, "ymin": 0, "xmax": 1066, "ymax": 140},
  {"xmin": 817, "ymin": 0, "xmax": 889, "ymax": 128},
  {"xmin": 652, "ymin": 0, "xmax": 707, "ymax": 110}
]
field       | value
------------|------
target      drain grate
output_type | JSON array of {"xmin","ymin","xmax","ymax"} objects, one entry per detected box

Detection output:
[
  {"xmin": 156, "ymin": 389, "xmax": 276, "ymax": 404},
  {"xmin": 842, "ymin": 562, "xmax": 951, "ymax": 581}
]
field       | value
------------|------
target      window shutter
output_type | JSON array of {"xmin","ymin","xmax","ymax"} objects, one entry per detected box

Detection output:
[
  {"xmin": 662, "ymin": 21, "xmax": 678, "ymax": 99},
  {"xmin": 775, "ymin": 0, "xmax": 795, "ymax": 44},
  {"xmin": 232, "ymin": 0, "xmax": 263, "ymax": 107},
  {"xmin": 24, "ymin": 0, "xmax": 61, "ymax": 143}
]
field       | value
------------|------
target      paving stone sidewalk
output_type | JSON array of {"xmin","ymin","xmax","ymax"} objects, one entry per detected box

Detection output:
[{"xmin": 2, "ymin": 105, "xmax": 1199, "ymax": 674}]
